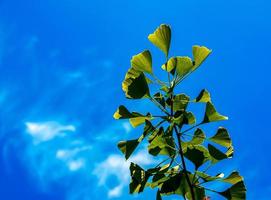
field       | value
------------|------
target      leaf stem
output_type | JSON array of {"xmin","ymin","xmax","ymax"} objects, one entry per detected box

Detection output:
[{"xmin": 174, "ymin": 126, "xmax": 196, "ymax": 200}]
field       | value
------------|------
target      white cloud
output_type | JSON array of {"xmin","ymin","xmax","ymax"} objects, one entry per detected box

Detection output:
[
  {"xmin": 25, "ymin": 121, "xmax": 75, "ymax": 143},
  {"xmin": 93, "ymin": 149, "xmax": 157, "ymax": 198},
  {"xmin": 122, "ymin": 122, "xmax": 132, "ymax": 133}
]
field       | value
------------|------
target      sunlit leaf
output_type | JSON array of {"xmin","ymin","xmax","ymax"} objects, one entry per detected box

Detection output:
[
  {"xmin": 223, "ymin": 171, "xmax": 244, "ymax": 185},
  {"xmin": 210, "ymin": 127, "xmax": 232, "ymax": 148},
  {"xmin": 203, "ymin": 102, "xmax": 228, "ymax": 123},
  {"xmin": 172, "ymin": 94, "xmax": 190, "ymax": 112},
  {"xmin": 148, "ymin": 24, "xmax": 171, "ymax": 57},
  {"xmin": 184, "ymin": 128, "xmax": 206, "ymax": 147},
  {"xmin": 183, "ymin": 111, "xmax": 196, "ymax": 125},
  {"xmin": 122, "ymin": 68, "xmax": 150, "ymax": 99},
  {"xmin": 193, "ymin": 89, "xmax": 211, "ymax": 103},
  {"xmin": 192, "ymin": 45, "xmax": 212, "ymax": 69},
  {"xmin": 113, "ymin": 105, "xmax": 134, "ymax": 119},
  {"xmin": 219, "ymin": 181, "xmax": 246, "ymax": 200},
  {"xmin": 161, "ymin": 57, "xmax": 177, "ymax": 74},
  {"xmin": 175, "ymin": 56, "xmax": 193, "ymax": 78},
  {"xmin": 130, "ymin": 114, "xmax": 152, "ymax": 128},
  {"xmin": 131, "ymin": 50, "xmax": 153, "ymax": 74},
  {"xmin": 148, "ymin": 128, "xmax": 176, "ymax": 157}
]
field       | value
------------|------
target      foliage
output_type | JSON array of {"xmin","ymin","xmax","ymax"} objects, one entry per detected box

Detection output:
[{"xmin": 114, "ymin": 24, "xmax": 246, "ymax": 200}]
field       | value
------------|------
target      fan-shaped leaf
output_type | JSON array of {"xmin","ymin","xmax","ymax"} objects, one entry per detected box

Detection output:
[
  {"xmin": 208, "ymin": 144, "xmax": 233, "ymax": 163},
  {"xmin": 130, "ymin": 163, "xmax": 150, "ymax": 194},
  {"xmin": 172, "ymin": 94, "xmax": 190, "ymax": 112},
  {"xmin": 113, "ymin": 105, "xmax": 134, "ymax": 119},
  {"xmin": 122, "ymin": 68, "xmax": 150, "ymax": 99},
  {"xmin": 161, "ymin": 57, "xmax": 177, "ymax": 74},
  {"xmin": 185, "ymin": 128, "xmax": 206, "ymax": 147},
  {"xmin": 192, "ymin": 45, "xmax": 212, "ymax": 69},
  {"xmin": 148, "ymin": 24, "xmax": 171, "ymax": 57},
  {"xmin": 131, "ymin": 50, "xmax": 152, "ymax": 74},
  {"xmin": 118, "ymin": 140, "xmax": 139, "ymax": 160},
  {"xmin": 219, "ymin": 181, "xmax": 246, "ymax": 200},
  {"xmin": 223, "ymin": 171, "xmax": 244, "ymax": 185},
  {"xmin": 210, "ymin": 127, "xmax": 232, "ymax": 148},
  {"xmin": 194, "ymin": 89, "xmax": 211, "ymax": 103},
  {"xmin": 203, "ymin": 102, "xmax": 228, "ymax": 123},
  {"xmin": 175, "ymin": 56, "xmax": 193, "ymax": 78},
  {"xmin": 184, "ymin": 145, "xmax": 210, "ymax": 169}
]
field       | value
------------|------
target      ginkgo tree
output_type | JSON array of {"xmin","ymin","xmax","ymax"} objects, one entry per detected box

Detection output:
[{"xmin": 113, "ymin": 24, "xmax": 246, "ymax": 200}]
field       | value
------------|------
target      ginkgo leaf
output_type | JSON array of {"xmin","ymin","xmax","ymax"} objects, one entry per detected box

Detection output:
[
  {"xmin": 193, "ymin": 89, "xmax": 211, "ymax": 103},
  {"xmin": 210, "ymin": 127, "xmax": 232, "ymax": 148},
  {"xmin": 131, "ymin": 50, "xmax": 153, "ymax": 74},
  {"xmin": 192, "ymin": 45, "xmax": 212, "ymax": 69},
  {"xmin": 172, "ymin": 94, "xmax": 190, "ymax": 112},
  {"xmin": 203, "ymin": 102, "xmax": 228, "ymax": 123},
  {"xmin": 118, "ymin": 140, "xmax": 139, "ymax": 160},
  {"xmin": 184, "ymin": 145, "xmax": 210, "ymax": 169},
  {"xmin": 122, "ymin": 68, "xmax": 150, "ymax": 99},
  {"xmin": 113, "ymin": 105, "xmax": 134, "ymax": 119},
  {"xmin": 130, "ymin": 115, "xmax": 152, "ymax": 128},
  {"xmin": 184, "ymin": 128, "xmax": 206, "ymax": 147},
  {"xmin": 161, "ymin": 57, "xmax": 177, "ymax": 74},
  {"xmin": 130, "ymin": 163, "xmax": 150, "ymax": 194},
  {"xmin": 219, "ymin": 181, "xmax": 246, "ymax": 200},
  {"xmin": 148, "ymin": 24, "xmax": 171, "ymax": 57},
  {"xmin": 208, "ymin": 144, "xmax": 233, "ymax": 163},
  {"xmin": 223, "ymin": 171, "xmax": 244, "ymax": 185},
  {"xmin": 175, "ymin": 56, "xmax": 193, "ymax": 78}
]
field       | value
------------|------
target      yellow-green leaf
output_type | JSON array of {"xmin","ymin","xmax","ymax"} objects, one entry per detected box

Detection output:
[
  {"xmin": 148, "ymin": 24, "xmax": 171, "ymax": 57},
  {"xmin": 193, "ymin": 89, "xmax": 211, "ymax": 103},
  {"xmin": 210, "ymin": 127, "xmax": 232, "ymax": 148},
  {"xmin": 203, "ymin": 102, "xmax": 228, "ymax": 123},
  {"xmin": 161, "ymin": 57, "xmax": 177, "ymax": 74},
  {"xmin": 192, "ymin": 45, "xmax": 212, "ymax": 69},
  {"xmin": 130, "ymin": 116, "xmax": 152, "ymax": 128},
  {"xmin": 175, "ymin": 56, "xmax": 193, "ymax": 78},
  {"xmin": 131, "ymin": 50, "xmax": 152, "ymax": 74},
  {"xmin": 223, "ymin": 171, "xmax": 244, "ymax": 185},
  {"xmin": 113, "ymin": 105, "xmax": 133, "ymax": 119}
]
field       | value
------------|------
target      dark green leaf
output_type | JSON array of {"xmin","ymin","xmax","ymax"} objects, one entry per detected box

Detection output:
[
  {"xmin": 129, "ymin": 163, "xmax": 150, "ymax": 194},
  {"xmin": 113, "ymin": 105, "xmax": 134, "ymax": 119},
  {"xmin": 219, "ymin": 181, "xmax": 246, "ymax": 200},
  {"xmin": 208, "ymin": 144, "xmax": 233, "ymax": 163},
  {"xmin": 148, "ymin": 24, "xmax": 171, "ymax": 57},
  {"xmin": 131, "ymin": 50, "xmax": 153, "ymax": 74},
  {"xmin": 122, "ymin": 68, "xmax": 150, "ymax": 99},
  {"xmin": 118, "ymin": 140, "xmax": 139, "ymax": 160},
  {"xmin": 184, "ymin": 145, "xmax": 210, "ymax": 169},
  {"xmin": 156, "ymin": 190, "xmax": 162, "ymax": 200}
]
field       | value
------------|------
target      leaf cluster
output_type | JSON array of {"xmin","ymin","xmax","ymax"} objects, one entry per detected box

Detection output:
[{"xmin": 114, "ymin": 24, "xmax": 246, "ymax": 200}]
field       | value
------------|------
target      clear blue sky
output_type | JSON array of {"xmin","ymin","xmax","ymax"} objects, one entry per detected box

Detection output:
[{"xmin": 0, "ymin": 0, "xmax": 270, "ymax": 199}]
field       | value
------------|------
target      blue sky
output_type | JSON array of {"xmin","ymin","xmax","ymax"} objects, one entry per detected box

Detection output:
[{"xmin": 0, "ymin": 0, "xmax": 270, "ymax": 199}]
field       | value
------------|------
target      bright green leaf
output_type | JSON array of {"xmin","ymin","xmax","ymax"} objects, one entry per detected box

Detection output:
[
  {"xmin": 161, "ymin": 57, "xmax": 177, "ymax": 74},
  {"xmin": 203, "ymin": 102, "xmax": 228, "ymax": 123},
  {"xmin": 192, "ymin": 45, "xmax": 212, "ymax": 69},
  {"xmin": 223, "ymin": 171, "xmax": 244, "ymax": 185},
  {"xmin": 131, "ymin": 50, "xmax": 153, "ymax": 74},
  {"xmin": 210, "ymin": 127, "xmax": 232, "ymax": 148},
  {"xmin": 175, "ymin": 56, "xmax": 193, "ymax": 78},
  {"xmin": 148, "ymin": 24, "xmax": 171, "ymax": 57},
  {"xmin": 184, "ymin": 128, "xmax": 206, "ymax": 147}
]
